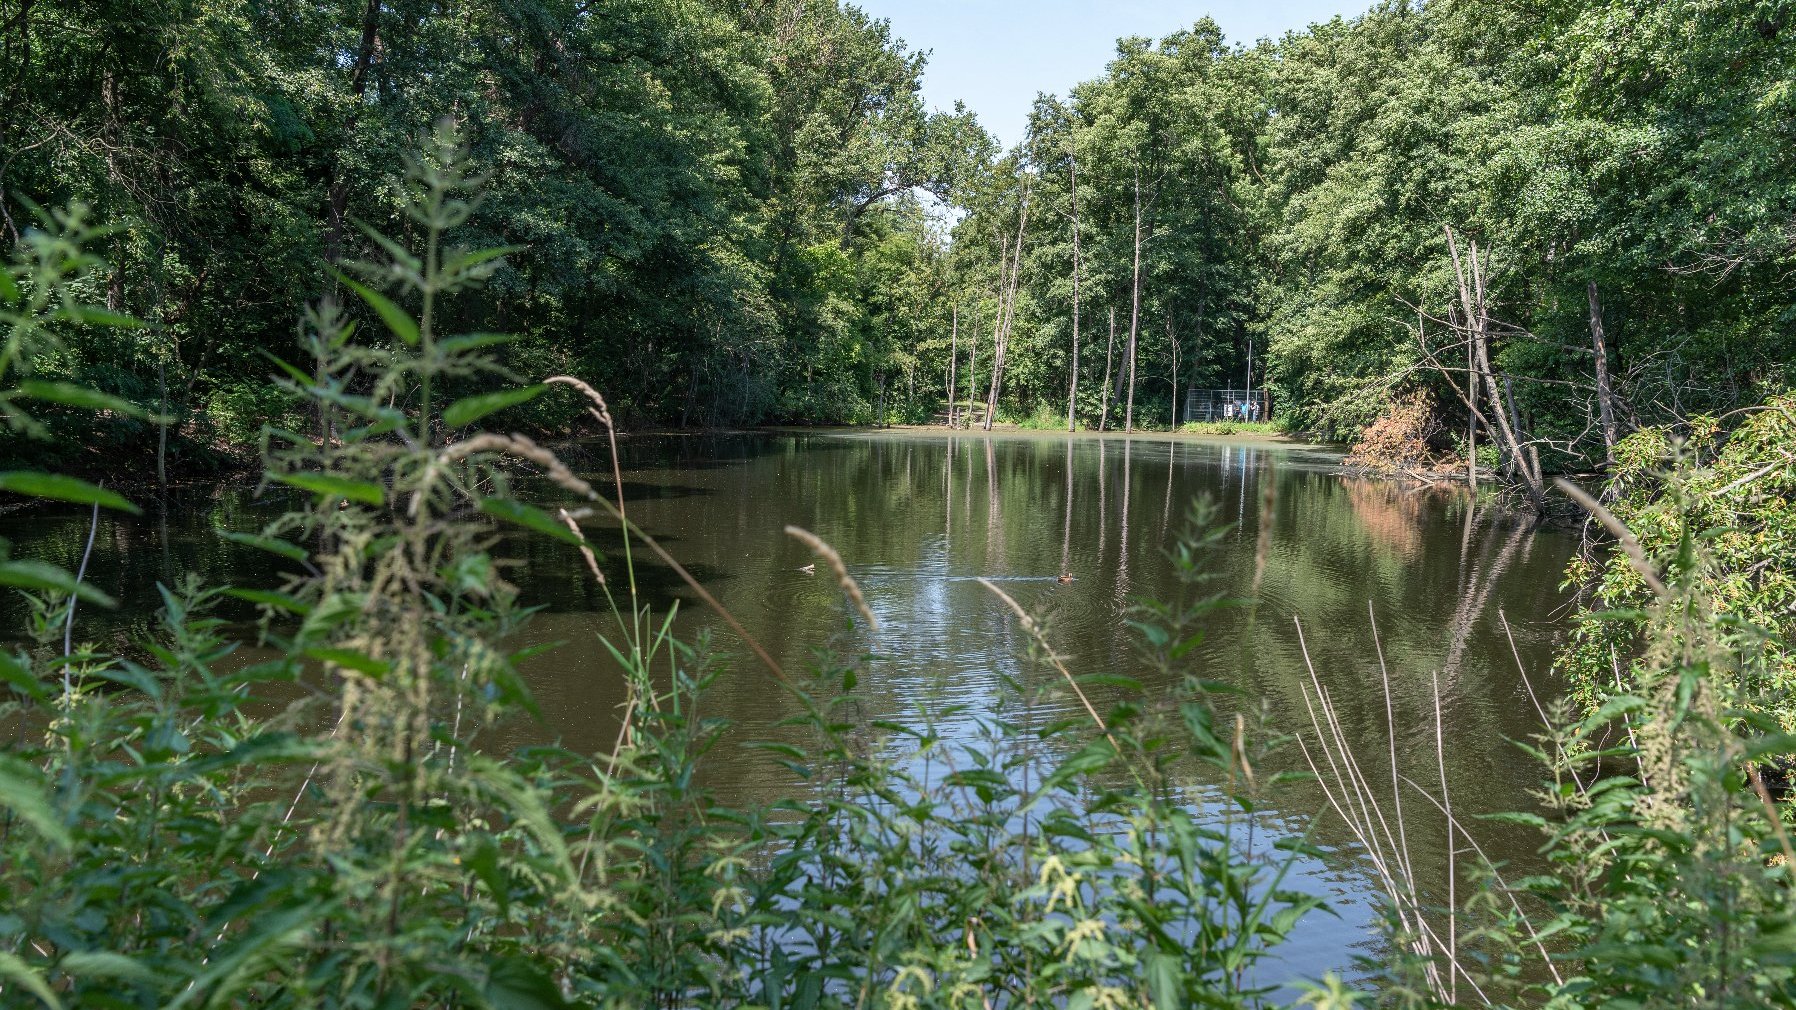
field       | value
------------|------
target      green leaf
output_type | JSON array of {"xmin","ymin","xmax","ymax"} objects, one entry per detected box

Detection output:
[
  {"xmin": 0, "ymin": 756, "xmax": 70, "ymax": 850},
  {"xmin": 332, "ymin": 270, "xmax": 419, "ymax": 347},
  {"xmin": 1146, "ymin": 952, "xmax": 1182, "ymax": 1010},
  {"xmin": 443, "ymin": 384, "xmax": 547, "ymax": 428},
  {"xmin": 445, "ymin": 245, "xmax": 525, "ymax": 276},
  {"xmin": 439, "ymin": 332, "xmax": 516, "ymax": 356},
  {"xmin": 479, "ymin": 498, "xmax": 583, "ymax": 546},
  {"xmin": 220, "ymin": 531, "xmax": 309, "ymax": 564},
  {"xmin": 0, "ymin": 951, "xmax": 61, "ymax": 1010},
  {"xmin": 271, "ymin": 472, "xmax": 384, "ymax": 506},
  {"xmin": 0, "ymin": 650, "xmax": 45, "ymax": 701},
  {"xmin": 0, "ymin": 560, "xmax": 116, "ymax": 607},
  {"xmin": 260, "ymin": 351, "xmax": 316, "ymax": 389},
  {"xmin": 465, "ymin": 835, "xmax": 511, "ymax": 916},
  {"xmin": 225, "ymin": 588, "xmax": 312, "ymax": 615},
  {"xmin": 13, "ymin": 380, "xmax": 147, "ymax": 418},
  {"xmin": 484, "ymin": 957, "xmax": 576, "ymax": 1010},
  {"xmin": 57, "ymin": 951, "xmax": 153, "ymax": 985},
  {"xmin": 0, "ymin": 472, "xmax": 140, "ymax": 514},
  {"xmin": 303, "ymin": 647, "xmax": 390, "ymax": 677}
]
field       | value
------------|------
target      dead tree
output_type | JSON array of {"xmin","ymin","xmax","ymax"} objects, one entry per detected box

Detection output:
[
  {"xmin": 1587, "ymin": 281, "xmax": 1620, "ymax": 466},
  {"xmin": 1446, "ymin": 226, "xmax": 1545, "ymax": 513}
]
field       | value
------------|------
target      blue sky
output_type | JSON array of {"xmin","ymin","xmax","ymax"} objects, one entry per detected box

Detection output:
[{"xmin": 854, "ymin": 1, "xmax": 1374, "ymax": 148}]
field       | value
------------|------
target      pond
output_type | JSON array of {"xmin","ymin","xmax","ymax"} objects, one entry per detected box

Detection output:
[{"xmin": 1, "ymin": 429, "xmax": 1578, "ymax": 984}]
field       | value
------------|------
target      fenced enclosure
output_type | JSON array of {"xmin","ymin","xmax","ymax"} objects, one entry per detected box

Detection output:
[{"xmin": 1183, "ymin": 387, "xmax": 1272, "ymax": 424}]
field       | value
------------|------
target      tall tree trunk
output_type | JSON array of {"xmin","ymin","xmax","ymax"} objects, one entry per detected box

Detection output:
[
  {"xmin": 946, "ymin": 304, "xmax": 959, "ymax": 427},
  {"xmin": 1167, "ymin": 317, "xmax": 1179, "ymax": 431},
  {"xmin": 1587, "ymin": 280, "xmax": 1619, "ymax": 466},
  {"xmin": 1124, "ymin": 168, "xmax": 1143, "ymax": 433},
  {"xmin": 985, "ymin": 186, "xmax": 1030, "ymax": 431},
  {"xmin": 1066, "ymin": 146, "xmax": 1082, "ymax": 432},
  {"xmin": 967, "ymin": 303, "xmax": 980, "ymax": 429},
  {"xmin": 156, "ymin": 353, "xmax": 168, "ymax": 497},
  {"xmin": 1099, "ymin": 307, "xmax": 1115, "ymax": 432},
  {"xmin": 1467, "ymin": 313, "xmax": 1477, "ymax": 489}
]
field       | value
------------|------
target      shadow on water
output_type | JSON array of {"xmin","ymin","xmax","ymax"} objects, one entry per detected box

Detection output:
[{"xmin": 0, "ymin": 429, "xmax": 1578, "ymax": 982}]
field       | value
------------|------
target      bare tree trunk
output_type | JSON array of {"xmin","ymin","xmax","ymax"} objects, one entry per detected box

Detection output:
[
  {"xmin": 946, "ymin": 304, "xmax": 959, "ymax": 427},
  {"xmin": 967, "ymin": 303, "xmax": 980, "ymax": 430},
  {"xmin": 1167, "ymin": 316, "xmax": 1179, "ymax": 431},
  {"xmin": 1446, "ymin": 226, "xmax": 1543, "ymax": 512},
  {"xmin": 1467, "ymin": 314, "xmax": 1477, "ymax": 489},
  {"xmin": 1124, "ymin": 168, "xmax": 1143, "ymax": 433},
  {"xmin": 1587, "ymin": 280, "xmax": 1619, "ymax": 466},
  {"xmin": 1100, "ymin": 308, "xmax": 1116, "ymax": 432},
  {"xmin": 1066, "ymin": 146, "xmax": 1082, "ymax": 432},
  {"xmin": 985, "ymin": 186, "xmax": 1031, "ymax": 431},
  {"xmin": 156, "ymin": 353, "xmax": 168, "ymax": 497}
]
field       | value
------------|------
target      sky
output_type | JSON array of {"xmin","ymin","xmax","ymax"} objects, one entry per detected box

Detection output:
[{"xmin": 854, "ymin": 1, "xmax": 1374, "ymax": 148}]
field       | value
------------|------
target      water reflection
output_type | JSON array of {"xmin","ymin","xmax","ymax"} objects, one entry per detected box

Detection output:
[{"xmin": 0, "ymin": 430, "xmax": 1576, "ymax": 981}]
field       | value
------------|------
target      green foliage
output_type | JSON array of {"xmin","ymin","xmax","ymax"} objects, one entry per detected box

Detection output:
[{"xmin": 1560, "ymin": 397, "xmax": 1796, "ymax": 729}]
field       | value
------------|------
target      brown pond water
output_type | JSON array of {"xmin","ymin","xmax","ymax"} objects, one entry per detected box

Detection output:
[{"xmin": 0, "ymin": 429, "xmax": 1578, "ymax": 983}]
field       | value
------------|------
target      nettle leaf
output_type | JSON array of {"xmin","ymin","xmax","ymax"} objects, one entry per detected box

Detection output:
[
  {"xmin": 0, "ymin": 951, "xmax": 61, "ymax": 1010},
  {"xmin": 0, "ymin": 472, "xmax": 140, "ymax": 514},
  {"xmin": 484, "ymin": 957, "xmax": 576, "ymax": 1010},
  {"xmin": 479, "ymin": 498, "xmax": 584, "ymax": 546},
  {"xmin": 302, "ymin": 647, "xmax": 391, "ymax": 677},
  {"xmin": 0, "ymin": 650, "xmax": 46, "ymax": 701},
  {"xmin": 0, "ymin": 756, "xmax": 71, "ymax": 850},
  {"xmin": 443, "ymin": 384, "xmax": 547, "ymax": 428},
  {"xmin": 271, "ymin": 472, "xmax": 384, "ymax": 506},
  {"xmin": 13, "ymin": 380, "xmax": 148, "ymax": 418},
  {"xmin": 220, "ymin": 530, "xmax": 309, "ymax": 564},
  {"xmin": 439, "ymin": 332, "xmax": 515, "ymax": 356},
  {"xmin": 224, "ymin": 588, "xmax": 312, "ymax": 615},
  {"xmin": 0, "ymin": 560, "xmax": 117, "ymax": 606},
  {"xmin": 445, "ymin": 245, "xmax": 524, "ymax": 277},
  {"xmin": 1146, "ymin": 951, "xmax": 1183, "ymax": 1010},
  {"xmin": 332, "ymin": 270, "xmax": 419, "ymax": 346}
]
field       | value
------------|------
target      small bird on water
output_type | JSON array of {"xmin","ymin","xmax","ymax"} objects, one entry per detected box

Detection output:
[
  {"xmin": 1056, "ymin": 572, "xmax": 1075, "ymax": 584},
  {"xmin": 798, "ymin": 563, "xmax": 816, "ymax": 575}
]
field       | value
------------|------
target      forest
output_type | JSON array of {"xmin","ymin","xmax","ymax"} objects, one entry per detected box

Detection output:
[
  {"xmin": 4, "ymin": 0, "xmax": 1796, "ymax": 1007},
  {"xmin": 5, "ymin": 0, "xmax": 1792, "ymax": 474}
]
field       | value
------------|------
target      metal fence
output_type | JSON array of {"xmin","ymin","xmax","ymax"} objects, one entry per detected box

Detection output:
[{"xmin": 1182, "ymin": 388, "xmax": 1272, "ymax": 424}]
